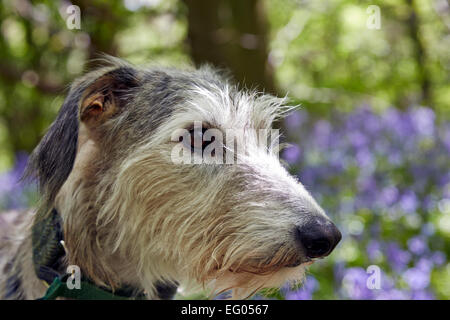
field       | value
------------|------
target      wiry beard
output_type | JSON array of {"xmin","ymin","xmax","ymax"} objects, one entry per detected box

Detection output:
[
  {"xmin": 207, "ymin": 264, "xmax": 307, "ymax": 299},
  {"xmin": 174, "ymin": 240, "xmax": 308, "ymax": 299}
]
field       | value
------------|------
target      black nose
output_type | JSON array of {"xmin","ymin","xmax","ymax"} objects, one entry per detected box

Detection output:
[{"xmin": 296, "ymin": 217, "xmax": 342, "ymax": 258}]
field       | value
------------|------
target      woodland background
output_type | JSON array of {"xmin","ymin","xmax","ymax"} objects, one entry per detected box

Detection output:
[{"xmin": 0, "ymin": 0, "xmax": 449, "ymax": 299}]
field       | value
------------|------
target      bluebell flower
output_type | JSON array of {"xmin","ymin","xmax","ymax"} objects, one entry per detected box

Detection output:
[
  {"xmin": 313, "ymin": 120, "xmax": 332, "ymax": 149},
  {"xmin": 376, "ymin": 288, "xmax": 409, "ymax": 300},
  {"xmin": 440, "ymin": 126, "xmax": 450, "ymax": 154},
  {"xmin": 386, "ymin": 243, "xmax": 411, "ymax": 272},
  {"xmin": 285, "ymin": 276, "xmax": 318, "ymax": 300},
  {"xmin": 341, "ymin": 267, "xmax": 374, "ymax": 300},
  {"xmin": 410, "ymin": 107, "xmax": 435, "ymax": 137},
  {"xmin": 438, "ymin": 172, "xmax": 450, "ymax": 187},
  {"xmin": 383, "ymin": 108, "xmax": 414, "ymax": 141},
  {"xmin": 333, "ymin": 261, "xmax": 347, "ymax": 283},
  {"xmin": 399, "ymin": 190, "xmax": 418, "ymax": 214},
  {"xmin": 380, "ymin": 186, "xmax": 399, "ymax": 206},
  {"xmin": 366, "ymin": 240, "xmax": 382, "ymax": 261},
  {"xmin": 282, "ymin": 144, "xmax": 302, "ymax": 165},
  {"xmin": 416, "ymin": 258, "xmax": 433, "ymax": 272},
  {"xmin": 403, "ymin": 267, "xmax": 430, "ymax": 290},
  {"xmin": 0, "ymin": 152, "xmax": 31, "ymax": 210},
  {"xmin": 348, "ymin": 131, "xmax": 368, "ymax": 149},
  {"xmin": 285, "ymin": 110, "xmax": 308, "ymax": 131},
  {"xmin": 430, "ymin": 251, "xmax": 446, "ymax": 266},
  {"xmin": 355, "ymin": 148, "xmax": 374, "ymax": 169},
  {"xmin": 387, "ymin": 150, "xmax": 403, "ymax": 166},
  {"xmin": 407, "ymin": 236, "xmax": 428, "ymax": 255},
  {"xmin": 411, "ymin": 290, "xmax": 435, "ymax": 300}
]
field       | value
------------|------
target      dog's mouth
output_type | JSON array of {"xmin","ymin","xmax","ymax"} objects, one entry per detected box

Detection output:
[
  {"xmin": 227, "ymin": 256, "xmax": 313, "ymax": 274},
  {"xmin": 285, "ymin": 257, "xmax": 314, "ymax": 268}
]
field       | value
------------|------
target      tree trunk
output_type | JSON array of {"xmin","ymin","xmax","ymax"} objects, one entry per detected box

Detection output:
[
  {"xmin": 405, "ymin": 0, "xmax": 432, "ymax": 107},
  {"xmin": 182, "ymin": 0, "xmax": 277, "ymax": 94}
]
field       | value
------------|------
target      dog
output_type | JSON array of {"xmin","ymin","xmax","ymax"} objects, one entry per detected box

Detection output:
[{"xmin": 0, "ymin": 56, "xmax": 341, "ymax": 299}]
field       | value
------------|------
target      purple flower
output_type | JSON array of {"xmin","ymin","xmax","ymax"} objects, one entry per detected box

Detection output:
[
  {"xmin": 411, "ymin": 290, "xmax": 435, "ymax": 300},
  {"xmin": 364, "ymin": 115, "xmax": 382, "ymax": 135},
  {"xmin": 403, "ymin": 266, "xmax": 431, "ymax": 290},
  {"xmin": 410, "ymin": 107, "xmax": 435, "ymax": 137},
  {"xmin": 399, "ymin": 191, "xmax": 418, "ymax": 213},
  {"xmin": 367, "ymin": 240, "xmax": 382, "ymax": 261},
  {"xmin": 357, "ymin": 175, "xmax": 377, "ymax": 193},
  {"xmin": 355, "ymin": 148, "xmax": 374, "ymax": 169},
  {"xmin": 0, "ymin": 152, "xmax": 31, "ymax": 210},
  {"xmin": 341, "ymin": 267, "xmax": 374, "ymax": 300},
  {"xmin": 387, "ymin": 151, "xmax": 403, "ymax": 165},
  {"xmin": 383, "ymin": 108, "xmax": 414, "ymax": 141},
  {"xmin": 374, "ymin": 139, "xmax": 389, "ymax": 156},
  {"xmin": 0, "ymin": 173, "xmax": 14, "ymax": 194},
  {"xmin": 285, "ymin": 110, "xmax": 308, "ymax": 131},
  {"xmin": 356, "ymin": 176, "xmax": 378, "ymax": 208},
  {"xmin": 345, "ymin": 106, "xmax": 374, "ymax": 133},
  {"xmin": 440, "ymin": 126, "xmax": 450, "ymax": 154},
  {"xmin": 348, "ymin": 131, "xmax": 368, "ymax": 149},
  {"xmin": 283, "ymin": 144, "xmax": 302, "ymax": 165},
  {"xmin": 407, "ymin": 236, "xmax": 428, "ymax": 255},
  {"xmin": 438, "ymin": 172, "xmax": 450, "ymax": 188},
  {"xmin": 313, "ymin": 120, "xmax": 332, "ymax": 149},
  {"xmin": 376, "ymin": 288, "xmax": 409, "ymax": 300},
  {"xmin": 298, "ymin": 167, "xmax": 325, "ymax": 189},
  {"xmin": 416, "ymin": 258, "xmax": 433, "ymax": 272},
  {"xmin": 286, "ymin": 290, "xmax": 313, "ymax": 300},
  {"xmin": 431, "ymin": 251, "xmax": 446, "ymax": 266},
  {"xmin": 386, "ymin": 243, "xmax": 411, "ymax": 272},
  {"xmin": 285, "ymin": 276, "xmax": 318, "ymax": 300},
  {"xmin": 333, "ymin": 262, "xmax": 347, "ymax": 283},
  {"xmin": 380, "ymin": 186, "xmax": 399, "ymax": 206}
]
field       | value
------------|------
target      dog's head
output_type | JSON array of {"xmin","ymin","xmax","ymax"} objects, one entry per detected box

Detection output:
[{"xmin": 27, "ymin": 57, "xmax": 340, "ymax": 299}]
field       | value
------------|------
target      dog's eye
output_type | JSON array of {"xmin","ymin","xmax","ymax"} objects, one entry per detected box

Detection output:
[{"xmin": 182, "ymin": 126, "xmax": 215, "ymax": 153}]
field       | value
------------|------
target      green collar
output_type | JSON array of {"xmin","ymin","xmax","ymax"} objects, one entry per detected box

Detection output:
[
  {"xmin": 38, "ymin": 275, "xmax": 146, "ymax": 300},
  {"xmin": 32, "ymin": 208, "xmax": 146, "ymax": 300}
]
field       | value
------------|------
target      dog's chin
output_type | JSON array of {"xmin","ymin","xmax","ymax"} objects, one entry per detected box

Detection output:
[
  {"xmin": 208, "ymin": 260, "xmax": 310, "ymax": 299},
  {"xmin": 228, "ymin": 255, "xmax": 312, "ymax": 273},
  {"xmin": 285, "ymin": 257, "xmax": 314, "ymax": 268}
]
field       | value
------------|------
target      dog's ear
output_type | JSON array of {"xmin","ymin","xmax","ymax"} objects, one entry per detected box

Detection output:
[
  {"xmin": 24, "ymin": 63, "xmax": 139, "ymax": 207},
  {"xmin": 79, "ymin": 67, "xmax": 139, "ymax": 128}
]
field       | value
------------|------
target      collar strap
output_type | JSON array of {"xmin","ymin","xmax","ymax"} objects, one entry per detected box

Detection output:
[
  {"xmin": 32, "ymin": 208, "xmax": 146, "ymax": 300},
  {"xmin": 38, "ymin": 274, "xmax": 146, "ymax": 300}
]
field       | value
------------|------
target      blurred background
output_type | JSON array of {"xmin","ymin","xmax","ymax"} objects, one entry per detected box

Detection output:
[{"xmin": 0, "ymin": 0, "xmax": 449, "ymax": 299}]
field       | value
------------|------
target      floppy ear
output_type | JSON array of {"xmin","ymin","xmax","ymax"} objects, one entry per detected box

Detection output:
[
  {"xmin": 24, "ymin": 64, "xmax": 139, "ymax": 206},
  {"xmin": 79, "ymin": 67, "xmax": 139, "ymax": 128}
]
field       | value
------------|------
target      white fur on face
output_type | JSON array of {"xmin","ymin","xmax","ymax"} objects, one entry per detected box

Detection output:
[
  {"xmin": 51, "ymin": 78, "xmax": 330, "ymax": 299},
  {"xmin": 85, "ymin": 84, "xmax": 329, "ymax": 298}
]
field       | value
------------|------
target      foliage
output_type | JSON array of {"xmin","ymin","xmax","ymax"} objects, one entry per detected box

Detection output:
[
  {"xmin": 266, "ymin": 0, "xmax": 449, "ymax": 117},
  {"xmin": 0, "ymin": 0, "xmax": 449, "ymax": 300}
]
